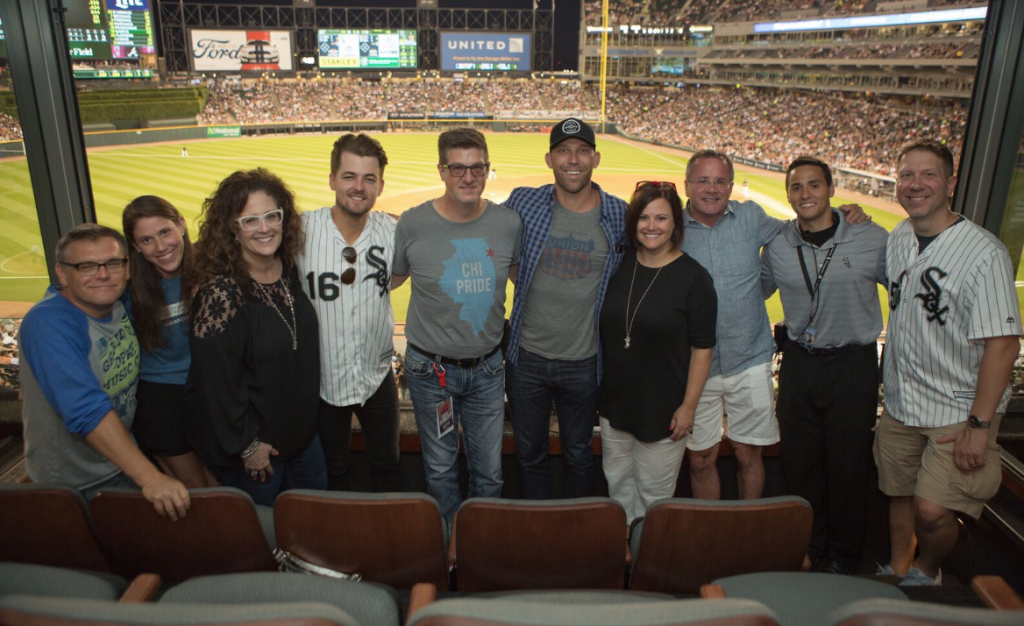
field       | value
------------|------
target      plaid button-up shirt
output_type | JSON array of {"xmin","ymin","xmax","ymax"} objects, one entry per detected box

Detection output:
[{"xmin": 504, "ymin": 183, "xmax": 627, "ymax": 383}]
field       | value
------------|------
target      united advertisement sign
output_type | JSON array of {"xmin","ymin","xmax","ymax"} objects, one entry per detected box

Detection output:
[
  {"xmin": 440, "ymin": 32, "xmax": 532, "ymax": 72},
  {"xmin": 189, "ymin": 29, "xmax": 294, "ymax": 72}
]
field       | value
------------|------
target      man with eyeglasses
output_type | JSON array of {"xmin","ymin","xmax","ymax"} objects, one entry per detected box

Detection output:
[
  {"xmin": 19, "ymin": 224, "xmax": 190, "ymax": 519},
  {"xmin": 297, "ymin": 133, "xmax": 401, "ymax": 493},
  {"xmin": 503, "ymin": 118, "xmax": 626, "ymax": 499},
  {"xmin": 760, "ymin": 156, "xmax": 888, "ymax": 575},
  {"xmin": 392, "ymin": 128, "xmax": 523, "ymax": 521},
  {"xmin": 681, "ymin": 149, "xmax": 867, "ymax": 502},
  {"xmin": 875, "ymin": 140, "xmax": 1020, "ymax": 586}
]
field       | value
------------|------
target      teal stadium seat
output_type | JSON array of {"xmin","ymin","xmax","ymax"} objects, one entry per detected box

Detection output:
[
  {"xmin": 825, "ymin": 598, "xmax": 1024, "ymax": 626},
  {"xmin": 0, "ymin": 595, "xmax": 361, "ymax": 626},
  {"xmin": 0, "ymin": 562, "xmax": 125, "ymax": 601},
  {"xmin": 708, "ymin": 572, "xmax": 907, "ymax": 626},
  {"xmin": 160, "ymin": 572, "xmax": 401, "ymax": 626},
  {"xmin": 407, "ymin": 595, "xmax": 781, "ymax": 626}
]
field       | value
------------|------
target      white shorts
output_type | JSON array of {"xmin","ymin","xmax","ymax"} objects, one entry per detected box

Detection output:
[{"xmin": 688, "ymin": 361, "xmax": 780, "ymax": 452}]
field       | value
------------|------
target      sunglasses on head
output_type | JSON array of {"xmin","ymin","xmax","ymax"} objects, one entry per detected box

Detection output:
[{"xmin": 635, "ymin": 181, "xmax": 677, "ymax": 192}]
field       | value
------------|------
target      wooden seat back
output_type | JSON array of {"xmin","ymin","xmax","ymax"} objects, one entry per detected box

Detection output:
[
  {"xmin": 451, "ymin": 497, "xmax": 628, "ymax": 592},
  {"xmin": 275, "ymin": 491, "xmax": 449, "ymax": 590},
  {"xmin": 629, "ymin": 496, "xmax": 812, "ymax": 594},
  {"xmin": 90, "ymin": 488, "xmax": 276, "ymax": 583},
  {"xmin": 0, "ymin": 484, "xmax": 111, "ymax": 572}
]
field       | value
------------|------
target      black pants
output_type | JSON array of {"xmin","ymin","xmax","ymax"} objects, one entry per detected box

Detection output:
[
  {"xmin": 776, "ymin": 342, "xmax": 878, "ymax": 568},
  {"xmin": 317, "ymin": 372, "xmax": 401, "ymax": 492}
]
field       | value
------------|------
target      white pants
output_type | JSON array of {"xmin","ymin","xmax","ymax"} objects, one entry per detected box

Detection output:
[{"xmin": 600, "ymin": 417, "xmax": 688, "ymax": 525}]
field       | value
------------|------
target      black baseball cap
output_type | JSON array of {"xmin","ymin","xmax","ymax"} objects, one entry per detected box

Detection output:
[{"xmin": 550, "ymin": 118, "xmax": 597, "ymax": 150}]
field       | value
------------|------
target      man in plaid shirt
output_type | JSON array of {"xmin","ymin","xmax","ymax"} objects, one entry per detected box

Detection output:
[{"xmin": 504, "ymin": 118, "xmax": 627, "ymax": 498}]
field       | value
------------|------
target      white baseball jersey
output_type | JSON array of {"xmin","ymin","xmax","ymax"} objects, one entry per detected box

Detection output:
[
  {"xmin": 884, "ymin": 218, "xmax": 1021, "ymax": 428},
  {"xmin": 298, "ymin": 208, "xmax": 397, "ymax": 407}
]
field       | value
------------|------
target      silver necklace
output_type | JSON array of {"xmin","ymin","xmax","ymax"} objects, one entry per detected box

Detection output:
[
  {"xmin": 250, "ymin": 271, "xmax": 298, "ymax": 351},
  {"xmin": 624, "ymin": 257, "xmax": 664, "ymax": 350}
]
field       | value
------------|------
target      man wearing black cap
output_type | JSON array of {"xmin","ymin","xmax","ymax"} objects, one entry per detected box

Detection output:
[{"xmin": 504, "ymin": 117, "xmax": 628, "ymax": 498}]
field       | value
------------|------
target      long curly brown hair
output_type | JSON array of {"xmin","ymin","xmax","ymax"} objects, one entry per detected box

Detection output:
[
  {"xmin": 185, "ymin": 168, "xmax": 303, "ymax": 312},
  {"xmin": 122, "ymin": 195, "xmax": 192, "ymax": 352}
]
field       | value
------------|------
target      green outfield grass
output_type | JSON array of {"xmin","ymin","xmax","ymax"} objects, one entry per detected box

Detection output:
[{"xmin": 0, "ymin": 132, "xmax": 984, "ymax": 325}]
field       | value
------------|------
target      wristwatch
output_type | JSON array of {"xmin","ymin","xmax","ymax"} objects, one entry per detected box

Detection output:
[{"xmin": 967, "ymin": 415, "xmax": 991, "ymax": 429}]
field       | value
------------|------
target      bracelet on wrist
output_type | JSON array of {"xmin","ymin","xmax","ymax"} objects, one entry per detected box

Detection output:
[{"xmin": 240, "ymin": 438, "xmax": 261, "ymax": 459}]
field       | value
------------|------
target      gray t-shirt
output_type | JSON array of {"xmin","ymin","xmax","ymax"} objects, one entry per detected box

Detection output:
[
  {"xmin": 519, "ymin": 201, "xmax": 608, "ymax": 359},
  {"xmin": 394, "ymin": 200, "xmax": 523, "ymax": 358}
]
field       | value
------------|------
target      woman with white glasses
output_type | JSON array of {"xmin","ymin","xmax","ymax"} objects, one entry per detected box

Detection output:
[{"xmin": 184, "ymin": 168, "xmax": 325, "ymax": 505}]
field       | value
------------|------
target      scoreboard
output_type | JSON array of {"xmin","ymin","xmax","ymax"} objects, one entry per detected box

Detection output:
[
  {"xmin": 317, "ymin": 30, "xmax": 418, "ymax": 69},
  {"xmin": 65, "ymin": 0, "xmax": 154, "ymax": 61}
]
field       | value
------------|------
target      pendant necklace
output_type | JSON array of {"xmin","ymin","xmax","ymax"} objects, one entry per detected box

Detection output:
[
  {"xmin": 251, "ymin": 271, "xmax": 298, "ymax": 351},
  {"xmin": 624, "ymin": 256, "xmax": 664, "ymax": 349}
]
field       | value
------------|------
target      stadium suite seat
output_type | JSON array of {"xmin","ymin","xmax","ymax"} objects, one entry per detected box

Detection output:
[
  {"xmin": 90, "ymin": 487, "xmax": 277, "ymax": 583},
  {"xmin": 274, "ymin": 490, "xmax": 449, "ymax": 590},
  {"xmin": 0, "ymin": 483, "xmax": 112, "ymax": 573},
  {"xmin": 0, "ymin": 595, "xmax": 362, "ymax": 626},
  {"xmin": 406, "ymin": 593, "xmax": 781, "ymax": 626},
  {"xmin": 702, "ymin": 572, "xmax": 906, "ymax": 626},
  {"xmin": 628, "ymin": 496, "xmax": 812, "ymax": 593},
  {"xmin": 448, "ymin": 497, "xmax": 629, "ymax": 592},
  {"xmin": 160, "ymin": 572, "xmax": 402, "ymax": 626}
]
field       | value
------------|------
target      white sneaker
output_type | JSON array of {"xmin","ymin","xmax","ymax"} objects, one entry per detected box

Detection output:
[
  {"xmin": 875, "ymin": 563, "xmax": 901, "ymax": 577},
  {"xmin": 900, "ymin": 566, "xmax": 942, "ymax": 586}
]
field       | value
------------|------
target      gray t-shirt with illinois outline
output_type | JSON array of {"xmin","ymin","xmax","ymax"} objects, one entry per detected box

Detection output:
[{"xmin": 394, "ymin": 200, "xmax": 523, "ymax": 359}]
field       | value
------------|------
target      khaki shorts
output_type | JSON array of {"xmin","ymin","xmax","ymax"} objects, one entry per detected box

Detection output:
[
  {"xmin": 689, "ymin": 362, "xmax": 780, "ymax": 452},
  {"xmin": 873, "ymin": 409, "xmax": 1003, "ymax": 519}
]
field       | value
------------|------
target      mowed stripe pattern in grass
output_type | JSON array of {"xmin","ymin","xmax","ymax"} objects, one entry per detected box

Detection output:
[{"xmin": 3, "ymin": 133, "xmax": 909, "ymax": 323}]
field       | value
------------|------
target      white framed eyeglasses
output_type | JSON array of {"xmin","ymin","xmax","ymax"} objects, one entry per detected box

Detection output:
[{"xmin": 236, "ymin": 209, "xmax": 284, "ymax": 232}]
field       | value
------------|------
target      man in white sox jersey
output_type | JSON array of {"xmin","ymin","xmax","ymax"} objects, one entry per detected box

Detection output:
[
  {"xmin": 298, "ymin": 133, "xmax": 401, "ymax": 492},
  {"xmin": 876, "ymin": 139, "xmax": 1020, "ymax": 586}
]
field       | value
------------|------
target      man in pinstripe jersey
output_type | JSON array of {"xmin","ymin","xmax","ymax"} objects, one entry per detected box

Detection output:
[
  {"xmin": 297, "ymin": 133, "xmax": 401, "ymax": 492},
  {"xmin": 875, "ymin": 140, "xmax": 1021, "ymax": 586}
]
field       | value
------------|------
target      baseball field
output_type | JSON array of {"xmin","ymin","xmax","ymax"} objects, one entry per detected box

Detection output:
[{"xmin": 0, "ymin": 131, "xmax": 930, "ymax": 322}]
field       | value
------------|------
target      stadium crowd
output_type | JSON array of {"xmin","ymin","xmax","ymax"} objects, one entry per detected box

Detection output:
[
  {"xmin": 191, "ymin": 79, "xmax": 969, "ymax": 178},
  {"xmin": 703, "ymin": 42, "xmax": 978, "ymax": 60},
  {"xmin": 586, "ymin": 0, "xmax": 987, "ymax": 26},
  {"xmin": 0, "ymin": 112, "xmax": 23, "ymax": 142}
]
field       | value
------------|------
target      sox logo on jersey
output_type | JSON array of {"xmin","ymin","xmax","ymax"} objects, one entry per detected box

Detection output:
[
  {"xmin": 883, "ymin": 218, "xmax": 1021, "ymax": 428},
  {"xmin": 298, "ymin": 208, "xmax": 397, "ymax": 407}
]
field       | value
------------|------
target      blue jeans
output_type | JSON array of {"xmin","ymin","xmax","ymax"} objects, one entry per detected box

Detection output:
[
  {"xmin": 506, "ymin": 350, "xmax": 599, "ymax": 499},
  {"xmin": 405, "ymin": 345, "xmax": 506, "ymax": 521},
  {"xmin": 214, "ymin": 436, "xmax": 328, "ymax": 507}
]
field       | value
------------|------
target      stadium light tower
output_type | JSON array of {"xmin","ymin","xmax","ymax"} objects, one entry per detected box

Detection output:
[{"xmin": 599, "ymin": 0, "xmax": 609, "ymax": 134}]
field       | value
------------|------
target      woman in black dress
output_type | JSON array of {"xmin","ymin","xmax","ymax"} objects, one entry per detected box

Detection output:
[
  {"xmin": 184, "ymin": 168, "xmax": 325, "ymax": 506},
  {"xmin": 599, "ymin": 181, "xmax": 717, "ymax": 524}
]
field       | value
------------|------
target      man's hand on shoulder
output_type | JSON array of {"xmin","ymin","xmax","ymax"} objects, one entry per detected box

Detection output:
[
  {"xmin": 938, "ymin": 425, "xmax": 989, "ymax": 474},
  {"xmin": 837, "ymin": 203, "xmax": 872, "ymax": 224},
  {"xmin": 140, "ymin": 473, "xmax": 191, "ymax": 521}
]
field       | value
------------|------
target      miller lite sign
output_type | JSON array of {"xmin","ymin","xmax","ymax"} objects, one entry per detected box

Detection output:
[{"xmin": 189, "ymin": 29, "xmax": 294, "ymax": 71}]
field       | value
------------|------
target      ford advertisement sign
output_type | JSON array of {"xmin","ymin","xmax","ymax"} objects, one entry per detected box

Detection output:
[
  {"xmin": 440, "ymin": 32, "xmax": 532, "ymax": 72},
  {"xmin": 189, "ymin": 29, "xmax": 294, "ymax": 71}
]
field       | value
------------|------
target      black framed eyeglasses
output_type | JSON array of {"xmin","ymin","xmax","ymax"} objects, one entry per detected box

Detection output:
[
  {"xmin": 62, "ymin": 258, "xmax": 128, "ymax": 277},
  {"xmin": 444, "ymin": 162, "xmax": 490, "ymax": 178}
]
